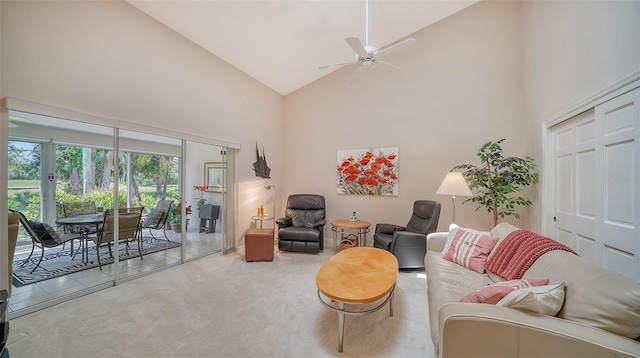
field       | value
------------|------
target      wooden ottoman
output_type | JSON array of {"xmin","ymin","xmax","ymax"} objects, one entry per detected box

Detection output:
[{"xmin": 245, "ymin": 228, "xmax": 274, "ymax": 262}]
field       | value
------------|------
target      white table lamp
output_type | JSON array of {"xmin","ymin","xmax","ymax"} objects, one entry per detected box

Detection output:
[{"xmin": 436, "ymin": 172, "xmax": 472, "ymax": 224}]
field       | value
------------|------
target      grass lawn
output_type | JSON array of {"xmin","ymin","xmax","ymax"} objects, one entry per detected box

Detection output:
[{"xmin": 8, "ymin": 180, "xmax": 39, "ymax": 189}]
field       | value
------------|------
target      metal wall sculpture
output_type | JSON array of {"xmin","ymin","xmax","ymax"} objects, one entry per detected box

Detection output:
[{"xmin": 253, "ymin": 143, "xmax": 271, "ymax": 179}]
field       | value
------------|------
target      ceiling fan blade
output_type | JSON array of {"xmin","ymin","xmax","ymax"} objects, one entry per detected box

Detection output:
[
  {"xmin": 319, "ymin": 61, "xmax": 359, "ymax": 70},
  {"xmin": 349, "ymin": 66, "xmax": 366, "ymax": 85},
  {"xmin": 345, "ymin": 37, "xmax": 368, "ymax": 58},
  {"xmin": 377, "ymin": 61, "xmax": 403, "ymax": 70},
  {"xmin": 376, "ymin": 38, "xmax": 416, "ymax": 60}
]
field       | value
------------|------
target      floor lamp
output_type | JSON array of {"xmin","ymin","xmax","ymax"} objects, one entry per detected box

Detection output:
[
  {"xmin": 264, "ymin": 185, "xmax": 276, "ymax": 231},
  {"xmin": 436, "ymin": 172, "xmax": 472, "ymax": 224}
]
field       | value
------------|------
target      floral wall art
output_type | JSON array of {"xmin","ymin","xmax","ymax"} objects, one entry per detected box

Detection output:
[{"xmin": 337, "ymin": 147, "xmax": 399, "ymax": 196}]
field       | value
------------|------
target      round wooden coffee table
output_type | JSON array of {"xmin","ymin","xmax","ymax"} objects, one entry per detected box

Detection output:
[
  {"xmin": 316, "ymin": 247, "xmax": 398, "ymax": 352},
  {"xmin": 330, "ymin": 219, "xmax": 371, "ymax": 252}
]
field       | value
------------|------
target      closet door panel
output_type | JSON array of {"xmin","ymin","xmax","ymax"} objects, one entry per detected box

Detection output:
[
  {"xmin": 552, "ymin": 111, "xmax": 597, "ymax": 258},
  {"xmin": 596, "ymin": 89, "xmax": 639, "ymax": 280}
]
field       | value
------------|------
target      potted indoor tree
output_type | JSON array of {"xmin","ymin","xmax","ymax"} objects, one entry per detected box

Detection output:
[{"xmin": 452, "ymin": 139, "xmax": 539, "ymax": 227}]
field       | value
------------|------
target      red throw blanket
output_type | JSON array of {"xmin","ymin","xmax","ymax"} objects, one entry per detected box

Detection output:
[{"xmin": 485, "ymin": 230, "xmax": 577, "ymax": 280}]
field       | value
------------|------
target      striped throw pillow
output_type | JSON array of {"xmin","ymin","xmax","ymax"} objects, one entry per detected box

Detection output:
[{"xmin": 443, "ymin": 228, "xmax": 499, "ymax": 273}]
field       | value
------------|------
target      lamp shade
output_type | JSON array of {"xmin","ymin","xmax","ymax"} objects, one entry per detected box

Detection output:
[{"xmin": 436, "ymin": 172, "xmax": 472, "ymax": 197}]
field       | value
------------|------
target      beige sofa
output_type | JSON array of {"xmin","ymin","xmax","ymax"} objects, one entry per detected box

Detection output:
[{"xmin": 424, "ymin": 222, "xmax": 640, "ymax": 358}]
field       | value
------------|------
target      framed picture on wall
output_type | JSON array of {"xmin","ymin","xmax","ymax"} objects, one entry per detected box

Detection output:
[
  {"xmin": 204, "ymin": 162, "xmax": 226, "ymax": 193},
  {"xmin": 337, "ymin": 147, "xmax": 399, "ymax": 196}
]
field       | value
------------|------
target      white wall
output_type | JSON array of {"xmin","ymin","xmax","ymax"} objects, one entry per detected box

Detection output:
[
  {"xmin": 522, "ymin": 0, "xmax": 640, "ymax": 123},
  {"xmin": 284, "ymin": 1, "xmax": 526, "ymax": 233},
  {"xmin": 521, "ymin": 0, "xmax": 640, "ymax": 229},
  {"xmin": 0, "ymin": 1, "xmax": 284, "ymax": 245}
]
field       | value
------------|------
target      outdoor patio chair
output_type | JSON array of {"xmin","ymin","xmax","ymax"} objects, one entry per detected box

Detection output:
[
  {"xmin": 140, "ymin": 200, "xmax": 174, "ymax": 242},
  {"xmin": 10, "ymin": 209, "xmax": 82, "ymax": 274},
  {"xmin": 93, "ymin": 207, "xmax": 144, "ymax": 270},
  {"xmin": 62, "ymin": 201, "xmax": 99, "ymax": 234}
]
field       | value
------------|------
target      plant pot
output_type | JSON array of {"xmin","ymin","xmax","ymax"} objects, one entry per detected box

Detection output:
[
  {"xmin": 165, "ymin": 222, "xmax": 172, "ymax": 230},
  {"xmin": 171, "ymin": 224, "xmax": 181, "ymax": 233}
]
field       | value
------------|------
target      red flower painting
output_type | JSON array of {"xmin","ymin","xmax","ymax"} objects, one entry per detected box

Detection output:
[{"xmin": 337, "ymin": 148, "xmax": 398, "ymax": 195}]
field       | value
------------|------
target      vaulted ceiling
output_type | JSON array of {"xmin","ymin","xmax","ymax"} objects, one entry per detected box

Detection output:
[{"xmin": 126, "ymin": 0, "xmax": 479, "ymax": 96}]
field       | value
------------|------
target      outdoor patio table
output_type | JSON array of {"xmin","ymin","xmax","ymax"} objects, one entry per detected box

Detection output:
[{"xmin": 56, "ymin": 213, "xmax": 105, "ymax": 263}]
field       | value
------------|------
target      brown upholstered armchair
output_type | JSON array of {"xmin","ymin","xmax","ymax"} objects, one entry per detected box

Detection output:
[
  {"xmin": 276, "ymin": 194, "xmax": 326, "ymax": 253},
  {"xmin": 374, "ymin": 200, "xmax": 441, "ymax": 269}
]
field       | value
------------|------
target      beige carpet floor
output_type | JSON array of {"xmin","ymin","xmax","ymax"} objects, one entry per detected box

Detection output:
[{"xmin": 7, "ymin": 246, "xmax": 436, "ymax": 357}]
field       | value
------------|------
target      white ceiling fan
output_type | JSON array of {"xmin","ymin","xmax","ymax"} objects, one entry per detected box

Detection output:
[{"xmin": 319, "ymin": 0, "xmax": 416, "ymax": 73}]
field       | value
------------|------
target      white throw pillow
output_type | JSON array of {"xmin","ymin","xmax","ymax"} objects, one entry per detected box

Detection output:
[
  {"xmin": 441, "ymin": 224, "xmax": 459, "ymax": 254},
  {"xmin": 441, "ymin": 224, "xmax": 491, "ymax": 255},
  {"xmin": 496, "ymin": 283, "xmax": 566, "ymax": 316}
]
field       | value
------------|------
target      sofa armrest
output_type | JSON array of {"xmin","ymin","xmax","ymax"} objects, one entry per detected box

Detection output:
[
  {"xmin": 426, "ymin": 232, "xmax": 448, "ymax": 252},
  {"xmin": 438, "ymin": 303, "xmax": 640, "ymax": 358}
]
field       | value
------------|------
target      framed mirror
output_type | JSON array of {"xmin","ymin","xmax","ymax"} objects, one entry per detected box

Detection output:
[{"xmin": 204, "ymin": 162, "xmax": 226, "ymax": 193}]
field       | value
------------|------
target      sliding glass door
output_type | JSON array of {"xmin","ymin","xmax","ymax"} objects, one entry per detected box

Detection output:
[
  {"xmin": 184, "ymin": 141, "xmax": 227, "ymax": 261},
  {"xmin": 8, "ymin": 140, "xmax": 44, "ymax": 287},
  {"xmin": 8, "ymin": 113, "xmax": 116, "ymax": 312},
  {"xmin": 117, "ymin": 129, "xmax": 183, "ymax": 280},
  {"xmin": 5, "ymin": 106, "xmax": 236, "ymax": 317}
]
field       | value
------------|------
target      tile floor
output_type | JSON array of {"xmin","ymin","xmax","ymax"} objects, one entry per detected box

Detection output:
[{"xmin": 9, "ymin": 228, "xmax": 223, "ymax": 315}]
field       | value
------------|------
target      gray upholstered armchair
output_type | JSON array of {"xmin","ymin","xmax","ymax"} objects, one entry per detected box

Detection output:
[
  {"xmin": 276, "ymin": 194, "xmax": 326, "ymax": 253},
  {"xmin": 373, "ymin": 200, "xmax": 441, "ymax": 269}
]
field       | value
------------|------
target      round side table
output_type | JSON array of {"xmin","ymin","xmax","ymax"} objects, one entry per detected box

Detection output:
[
  {"xmin": 330, "ymin": 219, "xmax": 371, "ymax": 253},
  {"xmin": 251, "ymin": 215, "xmax": 274, "ymax": 229}
]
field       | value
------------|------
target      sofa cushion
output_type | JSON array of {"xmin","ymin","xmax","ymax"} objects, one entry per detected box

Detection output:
[
  {"xmin": 496, "ymin": 283, "xmax": 566, "ymax": 316},
  {"xmin": 425, "ymin": 250, "xmax": 495, "ymax": 351},
  {"xmin": 460, "ymin": 279, "xmax": 549, "ymax": 304},
  {"xmin": 487, "ymin": 222, "xmax": 520, "ymax": 259},
  {"xmin": 443, "ymin": 228, "xmax": 498, "ymax": 273},
  {"xmin": 426, "ymin": 251, "xmax": 495, "ymax": 289},
  {"xmin": 523, "ymin": 250, "xmax": 640, "ymax": 340}
]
